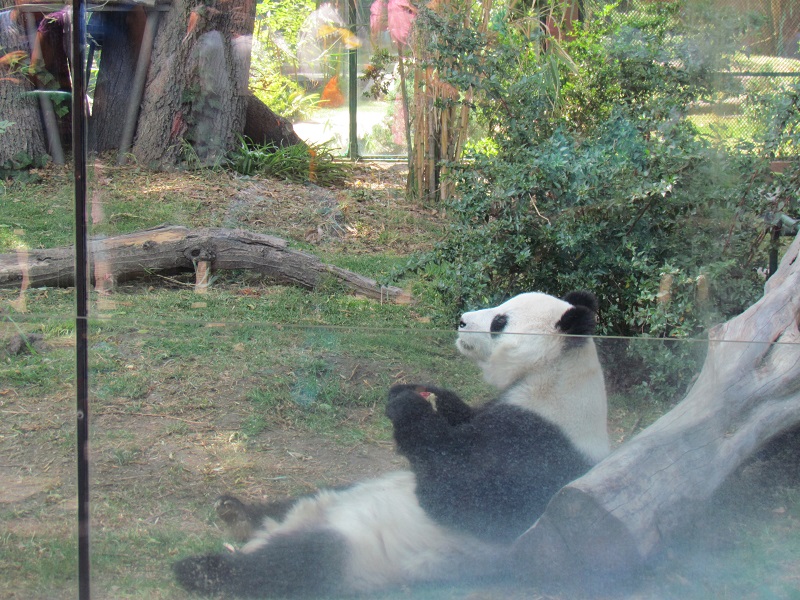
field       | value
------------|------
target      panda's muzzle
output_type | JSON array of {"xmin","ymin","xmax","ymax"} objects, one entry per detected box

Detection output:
[{"xmin": 456, "ymin": 336, "xmax": 475, "ymax": 354}]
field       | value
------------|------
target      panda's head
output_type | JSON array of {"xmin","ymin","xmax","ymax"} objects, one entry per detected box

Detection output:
[{"xmin": 456, "ymin": 291, "xmax": 599, "ymax": 390}]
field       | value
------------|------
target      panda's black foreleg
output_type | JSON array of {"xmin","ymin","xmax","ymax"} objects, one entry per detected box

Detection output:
[
  {"xmin": 386, "ymin": 387, "xmax": 464, "ymax": 460},
  {"xmin": 386, "ymin": 387, "xmax": 437, "ymax": 432},
  {"xmin": 387, "ymin": 384, "xmax": 474, "ymax": 426},
  {"xmin": 173, "ymin": 529, "xmax": 348, "ymax": 598}
]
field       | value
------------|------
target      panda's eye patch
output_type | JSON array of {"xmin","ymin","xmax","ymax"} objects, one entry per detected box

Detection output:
[{"xmin": 490, "ymin": 314, "xmax": 508, "ymax": 335}]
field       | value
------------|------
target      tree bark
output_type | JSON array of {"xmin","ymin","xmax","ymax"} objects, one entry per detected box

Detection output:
[
  {"xmin": 131, "ymin": 0, "xmax": 255, "ymax": 168},
  {"xmin": 89, "ymin": 9, "xmax": 144, "ymax": 153},
  {"xmin": 0, "ymin": 225, "xmax": 411, "ymax": 303},
  {"xmin": 0, "ymin": 11, "xmax": 47, "ymax": 167},
  {"xmin": 243, "ymin": 94, "xmax": 303, "ymax": 148},
  {"xmin": 512, "ymin": 231, "xmax": 800, "ymax": 585}
]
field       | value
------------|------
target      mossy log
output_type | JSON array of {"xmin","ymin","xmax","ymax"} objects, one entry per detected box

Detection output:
[
  {"xmin": 0, "ymin": 225, "xmax": 411, "ymax": 303},
  {"xmin": 512, "ymin": 232, "xmax": 800, "ymax": 585}
]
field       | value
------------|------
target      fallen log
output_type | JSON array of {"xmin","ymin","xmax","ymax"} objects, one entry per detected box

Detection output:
[
  {"xmin": 0, "ymin": 225, "xmax": 411, "ymax": 303},
  {"xmin": 512, "ymin": 231, "xmax": 800, "ymax": 585}
]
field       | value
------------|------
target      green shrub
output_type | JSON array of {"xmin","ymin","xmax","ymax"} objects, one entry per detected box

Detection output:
[
  {"xmin": 398, "ymin": 1, "xmax": 800, "ymax": 401},
  {"xmin": 250, "ymin": 0, "xmax": 319, "ymax": 119},
  {"xmin": 0, "ymin": 151, "xmax": 50, "ymax": 182},
  {"xmin": 756, "ymin": 80, "xmax": 800, "ymax": 159},
  {"xmin": 250, "ymin": 43, "xmax": 320, "ymax": 120}
]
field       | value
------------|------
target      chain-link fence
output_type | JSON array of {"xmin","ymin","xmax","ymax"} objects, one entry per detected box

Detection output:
[
  {"xmin": 700, "ymin": 0, "xmax": 797, "ymax": 154},
  {"xmin": 616, "ymin": 0, "xmax": 800, "ymax": 154}
]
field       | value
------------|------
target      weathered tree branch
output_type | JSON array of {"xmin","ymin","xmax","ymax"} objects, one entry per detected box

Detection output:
[
  {"xmin": 512, "ymin": 232, "xmax": 800, "ymax": 584},
  {"xmin": 0, "ymin": 225, "xmax": 411, "ymax": 303}
]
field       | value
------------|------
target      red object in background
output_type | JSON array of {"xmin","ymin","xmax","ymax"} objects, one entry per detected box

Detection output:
[{"xmin": 320, "ymin": 75, "xmax": 345, "ymax": 107}]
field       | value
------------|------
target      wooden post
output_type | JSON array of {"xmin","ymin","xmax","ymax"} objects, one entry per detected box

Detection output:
[
  {"xmin": 194, "ymin": 260, "xmax": 210, "ymax": 293},
  {"xmin": 117, "ymin": 8, "xmax": 161, "ymax": 165},
  {"xmin": 24, "ymin": 12, "xmax": 65, "ymax": 165}
]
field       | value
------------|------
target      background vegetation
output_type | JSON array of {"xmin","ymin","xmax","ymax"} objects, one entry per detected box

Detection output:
[
  {"xmin": 249, "ymin": 0, "xmax": 319, "ymax": 119},
  {"xmin": 407, "ymin": 1, "xmax": 798, "ymax": 332}
]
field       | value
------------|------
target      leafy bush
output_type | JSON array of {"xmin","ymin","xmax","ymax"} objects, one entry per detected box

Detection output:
[
  {"xmin": 0, "ymin": 151, "xmax": 49, "ymax": 182},
  {"xmin": 250, "ymin": 0, "xmax": 319, "ymax": 119},
  {"xmin": 250, "ymin": 40, "xmax": 320, "ymax": 120},
  {"xmin": 755, "ymin": 80, "xmax": 800, "ymax": 159},
  {"xmin": 400, "ymin": 1, "xmax": 799, "ymax": 401}
]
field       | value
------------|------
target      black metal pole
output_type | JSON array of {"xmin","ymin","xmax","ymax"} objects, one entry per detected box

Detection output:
[{"xmin": 71, "ymin": 1, "xmax": 91, "ymax": 598}]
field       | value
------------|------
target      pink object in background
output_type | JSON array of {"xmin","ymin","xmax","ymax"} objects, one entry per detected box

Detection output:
[{"xmin": 371, "ymin": 0, "xmax": 416, "ymax": 47}]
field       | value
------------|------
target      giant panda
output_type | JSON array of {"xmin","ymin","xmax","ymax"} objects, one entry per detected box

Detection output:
[
  {"xmin": 173, "ymin": 290, "xmax": 609, "ymax": 598},
  {"xmin": 386, "ymin": 290, "xmax": 610, "ymax": 542}
]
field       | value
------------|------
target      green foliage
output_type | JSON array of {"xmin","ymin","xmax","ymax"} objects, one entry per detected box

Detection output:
[
  {"xmin": 0, "ymin": 151, "xmax": 49, "ymax": 182},
  {"xmin": 417, "ymin": 119, "xmax": 774, "ymax": 336},
  {"xmin": 255, "ymin": 0, "xmax": 315, "ymax": 48},
  {"xmin": 227, "ymin": 138, "xmax": 350, "ymax": 186},
  {"xmin": 754, "ymin": 79, "xmax": 800, "ymax": 159},
  {"xmin": 250, "ymin": 40, "xmax": 320, "ymax": 119},
  {"xmin": 398, "ymin": 1, "xmax": 800, "ymax": 400},
  {"xmin": 250, "ymin": 0, "xmax": 319, "ymax": 119},
  {"xmin": 360, "ymin": 49, "xmax": 396, "ymax": 100}
]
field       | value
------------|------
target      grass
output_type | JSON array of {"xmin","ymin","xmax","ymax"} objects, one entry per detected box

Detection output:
[
  {"xmin": 2, "ymin": 163, "xmax": 799, "ymax": 599},
  {"xmin": 228, "ymin": 139, "xmax": 351, "ymax": 187},
  {"xmin": 0, "ymin": 174, "xmax": 74, "ymax": 251}
]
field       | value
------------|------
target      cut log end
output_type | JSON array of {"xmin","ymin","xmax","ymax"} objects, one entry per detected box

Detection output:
[
  {"xmin": 511, "ymin": 485, "xmax": 644, "ymax": 587},
  {"xmin": 195, "ymin": 261, "xmax": 211, "ymax": 294}
]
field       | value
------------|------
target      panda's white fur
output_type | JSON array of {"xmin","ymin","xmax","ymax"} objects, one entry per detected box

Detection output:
[
  {"xmin": 456, "ymin": 292, "xmax": 609, "ymax": 463},
  {"xmin": 242, "ymin": 471, "xmax": 505, "ymax": 592},
  {"xmin": 173, "ymin": 291, "xmax": 609, "ymax": 598}
]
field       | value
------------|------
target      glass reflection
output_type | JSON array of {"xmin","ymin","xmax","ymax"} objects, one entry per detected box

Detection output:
[
  {"xmin": 2, "ymin": 0, "xmax": 799, "ymax": 597},
  {"xmin": 2, "ymin": 3, "xmax": 77, "ymax": 592}
]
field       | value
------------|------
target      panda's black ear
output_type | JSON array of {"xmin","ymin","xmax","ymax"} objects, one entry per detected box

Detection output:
[
  {"xmin": 562, "ymin": 291, "xmax": 598, "ymax": 314},
  {"xmin": 556, "ymin": 306, "xmax": 597, "ymax": 336}
]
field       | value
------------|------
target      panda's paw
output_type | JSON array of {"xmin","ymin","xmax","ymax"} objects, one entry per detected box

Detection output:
[
  {"xmin": 386, "ymin": 387, "xmax": 436, "ymax": 424},
  {"xmin": 215, "ymin": 495, "xmax": 257, "ymax": 541},
  {"xmin": 215, "ymin": 494, "xmax": 247, "ymax": 522},
  {"xmin": 388, "ymin": 383, "xmax": 428, "ymax": 400},
  {"xmin": 173, "ymin": 553, "xmax": 238, "ymax": 594},
  {"xmin": 429, "ymin": 387, "xmax": 474, "ymax": 425}
]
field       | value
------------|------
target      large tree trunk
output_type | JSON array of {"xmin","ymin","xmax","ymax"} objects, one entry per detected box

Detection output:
[
  {"xmin": 131, "ymin": 0, "xmax": 255, "ymax": 168},
  {"xmin": 0, "ymin": 10, "xmax": 47, "ymax": 167},
  {"xmin": 88, "ymin": 8, "xmax": 146, "ymax": 153},
  {"xmin": 0, "ymin": 225, "xmax": 412, "ymax": 303},
  {"xmin": 243, "ymin": 94, "xmax": 303, "ymax": 148},
  {"xmin": 512, "ymin": 231, "xmax": 800, "ymax": 586}
]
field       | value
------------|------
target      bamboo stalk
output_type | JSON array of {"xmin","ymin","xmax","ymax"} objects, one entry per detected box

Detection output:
[{"xmin": 396, "ymin": 47, "xmax": 415, "ymax": 194}]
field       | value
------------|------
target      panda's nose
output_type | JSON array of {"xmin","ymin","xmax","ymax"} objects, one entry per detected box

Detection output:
[{"xmin": 458, "ymin": 320, "xmax": 467, "ymax": 329}]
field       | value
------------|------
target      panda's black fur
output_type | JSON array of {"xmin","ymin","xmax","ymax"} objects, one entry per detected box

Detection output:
[
  {"xmin": 173, "ymin": 291, "xmax": 609, "ymax": 598},
  {"xmin": 386, "ymin": 385, "xmax": 593, "ymax": 542}
]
